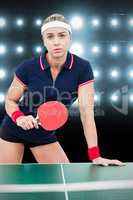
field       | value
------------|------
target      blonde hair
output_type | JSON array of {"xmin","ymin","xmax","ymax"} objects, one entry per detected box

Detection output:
[{"xmin": 42, "ymin": 13, "xmax": 69, "ymax": 26}]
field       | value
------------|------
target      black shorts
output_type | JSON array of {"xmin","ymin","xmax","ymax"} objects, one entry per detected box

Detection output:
[{"xmin": 0, "ymin": 115, "xmax": 57, "ymax": 148}]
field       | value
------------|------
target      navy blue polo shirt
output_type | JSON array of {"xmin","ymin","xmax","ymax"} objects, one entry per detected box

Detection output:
[
  {"xmin": 0, "ymin": 50, "xmax": 95, "ymax": 147},
  {"xmin": 15, "ymin": 50, "xmax": 94, "ymax": 116}
]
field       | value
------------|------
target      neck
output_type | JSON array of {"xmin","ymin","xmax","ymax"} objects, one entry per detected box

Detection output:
[{"xmin": 46, "ymin": 52, "xmax": 67, "ymax": 69}]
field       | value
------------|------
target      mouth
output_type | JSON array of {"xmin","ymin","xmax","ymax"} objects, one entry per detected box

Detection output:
[{"xmin": 53, "ymin": 48, "xmax": 62, "ymax": 52}]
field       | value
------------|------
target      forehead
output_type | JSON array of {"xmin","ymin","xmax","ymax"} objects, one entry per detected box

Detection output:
[{"xmin": 44, "ymin": 27, "xmax": 69, "ymax": 35}]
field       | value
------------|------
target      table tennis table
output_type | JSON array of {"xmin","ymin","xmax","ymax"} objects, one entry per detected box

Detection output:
[{"xmin": 0, "ymin": 163, "xmax": 132, "ymax": 200}]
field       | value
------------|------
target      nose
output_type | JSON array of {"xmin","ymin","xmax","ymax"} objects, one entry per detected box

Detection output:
[{"xmin": 53, "ymin": 37, "xmax": 60, "ymax": 46}]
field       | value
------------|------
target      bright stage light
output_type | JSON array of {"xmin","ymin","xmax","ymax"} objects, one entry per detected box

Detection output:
[
  {"xmin": 91, "ymin": 18, "xmax": 100, "ymax": 27},
  {"xmin": 0, "ymin": 69, "xmax": 6, "ymax": 79},
  {"xmin": 35, "ymin": 46, "xmax": 42, "ymax": 53},
  {"xmin": 70, "ymin": 43, "xmax": 84, "ymax": 56},
  {"xmin": 129, "ymin": 70, "xmax": 133, "ymax": 78},
  {"xmin": 128, "ymin": 45, "xmax": 133, "ymax": 54},
  {"xmin": 70, "ymin": 16, "xmax": 83, "ymax": 29},
  {"xmin": 129, "ymin": 94, "xmax": 133, "ymax": 102},
  {"xmin": 35, "ymin": 18, "xmax": 42, "ymax": 26},
  {"xmin": 16, "ymin": 18, "xmax": 24, "ymax": 26},
  {"xmin": 128, "ymin": 18, "xmax": 133, "ymax": 27},
  {"xmin": 110, "ymin": 45, "xmax": 120, "ymax": 54},
  {"xmin": 94, "ymin": 94, "xmax": 100, "ymax": 102},
  {"xmin": 110, "ymin": 70, "xmax": 119, "ymax": 78},
  {"xmin": 91, "ymin": 45, "xmax": 100, "ymax": 54},
  {"xmin": 111, "ymin": 94, "xmax": 118, "ymax": 102},
  {"xmin": 0, "ymin": 93, "xmax": 5, "ymax": 103},
  {"xmin": 0, "ymin": 17, "xmax": 6, "ymax": 28},
  {"xmin": 0, "ymin": 44, "xmax": 6, "ymax": 55},
  {"xmin": 110, "ymin": 18, "xmax": 120, "ymax": 27},
  {"xmin": 93, "ymin": 70, "xmax": 99, "ymax": 78},
  {"xmin": 16, "ymin": 46, "xmax": 24, "ymax": 54}
]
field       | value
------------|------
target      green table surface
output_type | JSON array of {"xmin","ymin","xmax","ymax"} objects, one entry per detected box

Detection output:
[{"xmin": 0, "ymin": 163, "xmax": 132, "ymax": 200}]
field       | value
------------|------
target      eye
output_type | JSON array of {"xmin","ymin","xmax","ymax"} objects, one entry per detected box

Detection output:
[
  {"xmin": 47, "ymin": 35, "xmax": 54, "ymax": 39},
  {"xmin": 59, "ymin": 34, "xmax": 66, "ymax": 38}
]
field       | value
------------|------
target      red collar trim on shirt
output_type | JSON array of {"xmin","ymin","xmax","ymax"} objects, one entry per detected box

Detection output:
[
  {"xmin": 39, "ymin": 54, "xmax": 45, "ymax": 70},
  {"xmin": 39, "ymin": 52, "xmax": 74, "ymax": 71}
]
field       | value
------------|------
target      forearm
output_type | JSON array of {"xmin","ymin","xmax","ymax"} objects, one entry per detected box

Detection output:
[
  {"xmin": 80, "ymin": 109, "xmax": 98, "ymax": 148},
  {"xmin": 5, "ymin": 98, "xmax": 20, "ymax": 117}
]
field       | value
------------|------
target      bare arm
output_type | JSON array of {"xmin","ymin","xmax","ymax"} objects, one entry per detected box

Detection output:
[
  {"xmin": 5, "ymin": 75, "xmax": 38, "ymax": 130},
  {"xmin": 78, "ymin": 82, "xmax": 98, "ymax": 148},
  {"xmin": 5, "ymin": 76, "xmax": 26, "ymax": 116},
  {"xmin": 5, "ymin": 75, "xmax": 27, "ymax": 117},
  {"xmin": 78, "ymin": 82, "xmax": 124, "ymax": 166}
]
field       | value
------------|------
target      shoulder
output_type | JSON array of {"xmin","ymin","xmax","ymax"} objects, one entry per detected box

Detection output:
[
  {"xmin": 14, "ymin": 56, "xmax": 39, "ymax": 85},
  {"xmin": 72, "ymin": 54, "xmax": 94, "ymax": 85},
  {"xmin": 72, "ymin": 54, "xmax": 92, "ymax": 71},
  {"xmin": 15, "ymin": 56, "xmax": 38, "ymax": 72},
  {"xmin": 18, "ymin": 56, "xmax": 38, "ymax": 68}
]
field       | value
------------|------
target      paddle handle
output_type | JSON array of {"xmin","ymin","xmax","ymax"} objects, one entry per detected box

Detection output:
[{"xmin": 36, "ymin": 115, "xmax": 41, "ymax": 125}]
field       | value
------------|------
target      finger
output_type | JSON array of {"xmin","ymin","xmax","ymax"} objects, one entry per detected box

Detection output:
[
  {"xmin": 31, "ymin": 117, "xmax": 39, "ymax": 129},
  {"xmin": 92, "ymin": 161, "xmax": 108, "ymax": 166},
  {"xmin": 18, "ymin": 118, "xmax": 32, "ymax": 130},
  {"xmin": 111, "ymin": 160, "xmax": 126, "ymax": 166},
  {"xmin": 17, "ymin": 117, "xmax": 32, "ymax": 130},
  {"xmin": 21, "ymin": 122, "xmax": 31, "ymax": 130},
  {"xmin": 26, "ymin": 120, "xmax": 34, "ymax": 129},
  {"xmin": 105, "ymin": 159, "xmax": 122, "ymax": 166},
  {"xmin": 19, "ymin": 119, "xmax": 33, "ymax": 130},
  {"xmin": 22, "ymin": 126, "xmax": 28, "ymax": 130},
  {"xmin": 18, "ymin": 121, "xmax": 29, "ymax": 130},
  {"xmin": 103, "ymin": 163, "xmax": 108, "ymax": 166},
  {"xmin": 28, "ymin": 116, "xmax": 39, "ymax": 129}
]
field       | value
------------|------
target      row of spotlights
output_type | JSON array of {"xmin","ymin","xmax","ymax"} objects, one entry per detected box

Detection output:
[{"xmin": 1, "ymin": 16, "xmax": 133, "ymax": 29}]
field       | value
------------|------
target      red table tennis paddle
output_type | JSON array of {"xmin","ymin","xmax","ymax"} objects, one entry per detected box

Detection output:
[{"xmin": 36, "ymin": 101, "xmax": 68, "ymax": 131}]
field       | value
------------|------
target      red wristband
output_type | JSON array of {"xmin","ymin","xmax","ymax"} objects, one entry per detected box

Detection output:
[
  {"xmin": 88, "ymin": 146, "xmax": 100, "ymax": 160},
  {"xmin": 11, "ymin": 110, "xmax": 25, "ymax": 123}
]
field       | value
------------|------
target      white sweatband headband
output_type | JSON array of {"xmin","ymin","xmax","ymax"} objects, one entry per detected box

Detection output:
[{"xmin": 41, "ymin": 21, "xmax": 72, "ymax": 35}]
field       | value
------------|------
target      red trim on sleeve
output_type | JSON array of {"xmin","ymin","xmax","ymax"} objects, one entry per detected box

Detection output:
[
  {"xmin": 15, "ymin": 75, "xmax": 27, "ymax": 87},
  {"xmin": 78, "ymin": 79, "xmax": 94, "ymax": 89}
]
